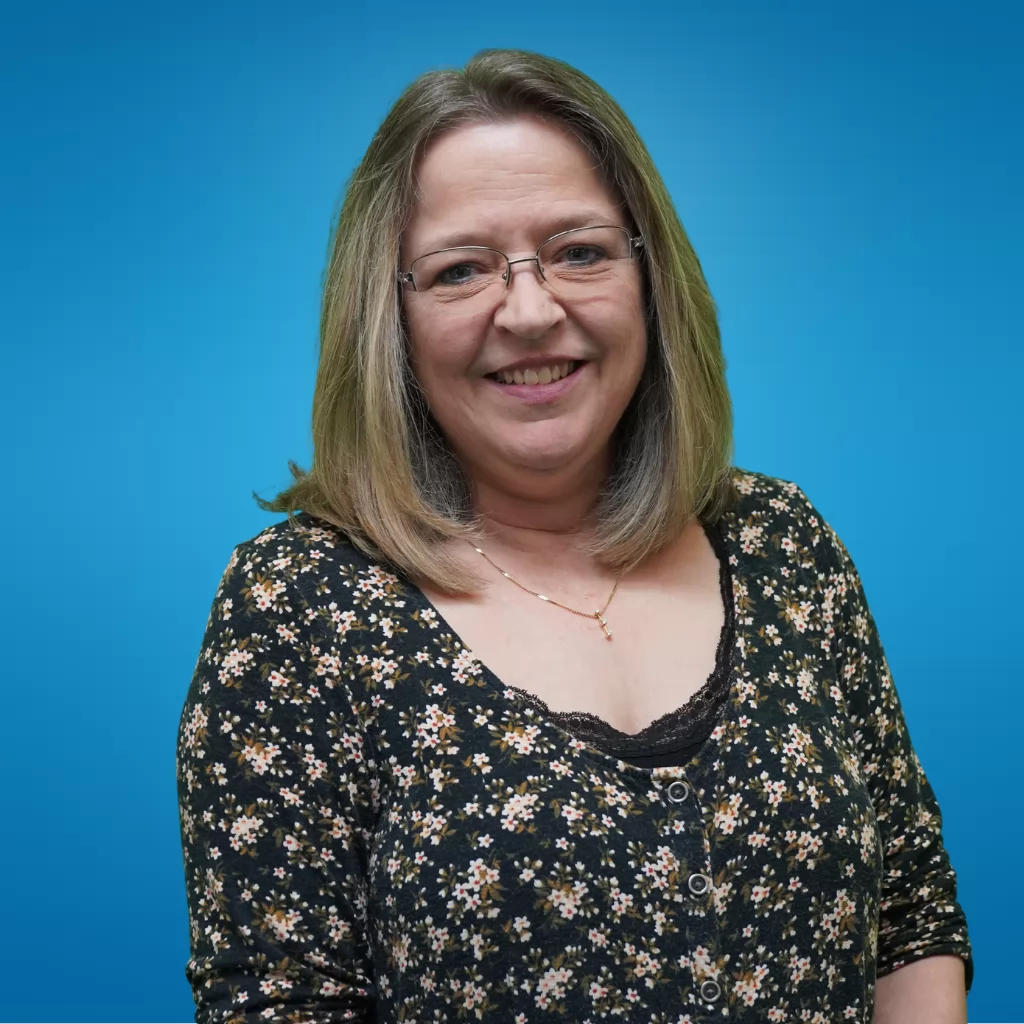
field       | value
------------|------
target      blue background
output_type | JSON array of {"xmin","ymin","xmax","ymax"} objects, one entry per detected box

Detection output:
[{"xmin": 1, "ymin": 1, "xmax": 1020, "ymax": 1021}]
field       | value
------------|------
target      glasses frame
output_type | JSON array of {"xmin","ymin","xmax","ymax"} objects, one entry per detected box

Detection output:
[{"xmin": 397, "ymin": 224, "xmax": 644, "ymax": 293}]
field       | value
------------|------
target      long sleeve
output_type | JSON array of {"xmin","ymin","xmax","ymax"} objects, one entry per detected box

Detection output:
[
  {"xmin": 810, "ymin": 493, "xmax": 973, "ymax": 989},
  {"xmin": 176, "ymin": 536, "xmax": 378, "ymax": 1023}
]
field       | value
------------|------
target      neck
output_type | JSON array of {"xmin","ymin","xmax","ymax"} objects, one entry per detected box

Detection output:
[{"xmin": 467, "ymin": 456, "xmax": 609, "ymax": 559}]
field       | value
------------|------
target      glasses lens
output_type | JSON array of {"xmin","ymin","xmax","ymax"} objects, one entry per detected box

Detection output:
[
  {"xmin": 411, "ymin": 247, "xmax": 506, "ymax": 307},
  {"xmin": 538, "ymin": 227, "xmax": 635, "ymax": 296}
]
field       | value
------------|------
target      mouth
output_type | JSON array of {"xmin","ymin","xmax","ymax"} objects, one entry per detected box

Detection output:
[{"xmin": 485, "ymin": 360, "xmax": 585, "ymax": 386}]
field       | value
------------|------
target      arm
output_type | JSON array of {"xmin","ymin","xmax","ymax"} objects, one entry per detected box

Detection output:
[
  {"xmin": 177, "ymin": 537, "xmax": 376, "ymax": 1023},
  {"xmin": 815, "ymin": 496, "xmax": 973, "ymax": 1013},
  {"xmin": 875, "ymin": 956, "xmax": 966, "ymax": 1024}
]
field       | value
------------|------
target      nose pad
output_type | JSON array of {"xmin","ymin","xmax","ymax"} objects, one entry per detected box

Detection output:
[
  {"xmin": 504, "ymin": 255, "xmax": 546, "ymax": 286},
  {"xmin": 493, "ymin": 258, "xmax": 565, "ymax": 336},
  {"xmin": 503, "ymin": 264, "xmax": 557, "ymax": 308}
]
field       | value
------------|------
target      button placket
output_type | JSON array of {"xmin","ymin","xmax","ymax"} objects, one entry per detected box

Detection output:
[
  {"xmin": 653, "ymin": 773, "xmax": 724, "ymax": 1014},
  {"xmin": 657, "ymin": 778, "xmax": 713, "ymax": 903}
]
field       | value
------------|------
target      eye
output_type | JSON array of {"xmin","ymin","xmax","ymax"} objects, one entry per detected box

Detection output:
[
  {"xmin": 550, "ymin": 243, "xmax": 608, "ymax": 267},
  {"xmin": 414, "ymin": 249, "xmax": 504, "ymax": 291},
  {"xmin": 436, "ymin": 261, "xmax": 482, "ymax": 286}
]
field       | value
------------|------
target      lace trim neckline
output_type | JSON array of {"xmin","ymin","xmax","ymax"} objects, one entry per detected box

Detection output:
[{"xmin": 507, "ymin": 517, "xmax": 735, "ymax": 757}]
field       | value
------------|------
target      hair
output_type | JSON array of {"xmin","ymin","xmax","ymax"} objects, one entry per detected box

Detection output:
[{"xmin": 260, "ymin": 49, "xmax": 734, "ymax": 593}]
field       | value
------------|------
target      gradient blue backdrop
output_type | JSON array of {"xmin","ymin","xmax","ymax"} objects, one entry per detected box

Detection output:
[{"xmin": 2, "ymin": 2, "xmax": 1020, "ymax": 1021}]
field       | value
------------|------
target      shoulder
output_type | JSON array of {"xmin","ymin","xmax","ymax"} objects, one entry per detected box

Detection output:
[
  {"xmin": 219, "ymin": 513, "xmax": 391, "ymax": 598},
  {"xmin": 209, "ymin": 513, "xmax": 416, "ymax": 640},
  {"xmin": 228, "ymin": 511, "xmax": 371, "ymax": 565},
  {"xmin": 719, "ymin": 466, "xmax": 844, "ymax": 574},
  {"xmin": 723, "ymin": 465, "xmax": 825, "ymax": 534},
  {"xmin": 189, "ymin": 514, "xmax": 411, "ymax": 717}
]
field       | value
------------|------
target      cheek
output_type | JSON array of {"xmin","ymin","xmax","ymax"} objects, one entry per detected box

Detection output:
[
  {"xmin": 620, "ymin": 294, "xmax": 649, "ymax": 380},
  {"xmin": 575, "ymin": 293, "xmax": 647, "ymax": 372},
  {"xmin": 405, "ymin": 310, "xmax": 489, "ymax": 426},
  {"xmin": 405, "ymin": 321, "xmax": 447, "ymax": 390}
]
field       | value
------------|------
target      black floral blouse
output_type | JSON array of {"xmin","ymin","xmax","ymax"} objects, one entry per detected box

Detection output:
[{"xmin": 177, "ymin": 469, "xmax": 971, "ymax": 1023}]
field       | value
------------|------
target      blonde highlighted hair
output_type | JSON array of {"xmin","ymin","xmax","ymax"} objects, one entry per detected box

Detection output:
[{"xmin": 261, "ymin": 49, "xmax": 734, "ymax": 592}]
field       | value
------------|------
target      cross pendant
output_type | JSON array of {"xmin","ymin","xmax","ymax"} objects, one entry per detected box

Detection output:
[{"xmin": 594, "ymin": 611, "xmax": 613, "ymax": 640}]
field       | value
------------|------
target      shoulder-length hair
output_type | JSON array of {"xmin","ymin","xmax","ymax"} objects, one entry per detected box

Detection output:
[{"xmin": 261, "ymin": 49, "xmax": 734, "ymax": 593}]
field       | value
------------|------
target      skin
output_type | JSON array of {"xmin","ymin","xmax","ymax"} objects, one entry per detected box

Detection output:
[
  {"xmin": 400, "ymin": 116, "xmax": 967, "ymax": 1020},
  {"xmin": 401, "ymin": 116, "xmax": 722, "ymax": 734},
  {"xmin": 402, "ymin": 116, "xmax": 647, "ymax": 537},
  {"xmin": 875, "ymin": 957, "xmax": 966, "ymax": 1024}
]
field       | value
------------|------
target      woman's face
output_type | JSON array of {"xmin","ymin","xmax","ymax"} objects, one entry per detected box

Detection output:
[{"xmin": 401, "ymin": 116, "xmax": 647, "ymax": 493}]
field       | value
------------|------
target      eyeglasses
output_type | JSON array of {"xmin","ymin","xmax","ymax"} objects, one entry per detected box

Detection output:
[{"xmin": 398, "ymin": 225, "xmax": 644, "ymax": 312}]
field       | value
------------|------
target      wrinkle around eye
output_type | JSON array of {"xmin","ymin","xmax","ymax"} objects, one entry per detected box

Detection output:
[{"xmin": 429, "ymin": 276, "xmax": 500, "ymax": 303}]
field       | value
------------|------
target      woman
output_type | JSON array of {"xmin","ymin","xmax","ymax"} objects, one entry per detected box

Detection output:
[{"xmin": 177, "ymin": 50, "xmax": 971, "ymax": 1022}]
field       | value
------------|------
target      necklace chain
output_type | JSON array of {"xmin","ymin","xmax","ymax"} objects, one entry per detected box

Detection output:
[{"xmin": 469, "ymin": 543, "xmax": 622, "ymax": 640}]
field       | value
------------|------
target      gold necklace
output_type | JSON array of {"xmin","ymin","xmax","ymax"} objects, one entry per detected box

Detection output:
[{"xmin": 469, "ymin": 543, "xmax": 623, "ymax": 640}]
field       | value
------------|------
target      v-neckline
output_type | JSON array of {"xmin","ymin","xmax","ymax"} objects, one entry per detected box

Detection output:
[{"xmin": 402, "ymin": 516, "xmax": 741, "ymax": 776}]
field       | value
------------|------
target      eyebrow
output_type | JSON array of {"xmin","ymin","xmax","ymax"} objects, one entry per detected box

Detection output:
[{"xmin": 421, "ymin": 210, "xmax": 620, "ymax": 254}]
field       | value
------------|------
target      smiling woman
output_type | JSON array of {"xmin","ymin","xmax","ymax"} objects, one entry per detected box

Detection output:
[
  {"xmin": 177, "ymin": 49, "xmax": 971, "ymax": 1023},
  {"xmin": 403, "ymin": 119, "xmax": 650, "ymax": 504},
  {"xmin": 257, "ymin": 53, "xmax": 733, "ymax": 593}
]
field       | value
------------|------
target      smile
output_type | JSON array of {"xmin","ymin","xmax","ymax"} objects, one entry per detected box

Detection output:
[{"xmin": 487, "ymin": 360, "xmax": 582, "ymax": 386}]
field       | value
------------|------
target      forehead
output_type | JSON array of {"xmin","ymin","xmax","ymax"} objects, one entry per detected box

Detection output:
[{"xmin": 405, "ymin": 117, "xmax": 623, "ymax": 253}]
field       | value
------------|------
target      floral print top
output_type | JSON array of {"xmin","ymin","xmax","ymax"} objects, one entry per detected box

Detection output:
[{"xmin": 177, "ymin": 469, "xmax": 972, "ymax": 1023}]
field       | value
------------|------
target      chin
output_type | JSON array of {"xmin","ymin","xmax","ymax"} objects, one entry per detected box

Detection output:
[{"xmin": 497, "ymin": 431, "xmax": 604, "ymax": 475}]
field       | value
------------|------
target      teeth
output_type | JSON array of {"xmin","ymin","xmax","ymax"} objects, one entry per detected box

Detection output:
[{"xmin": 497, "ymin": 361, "xmax": 576, "ymax": 385}]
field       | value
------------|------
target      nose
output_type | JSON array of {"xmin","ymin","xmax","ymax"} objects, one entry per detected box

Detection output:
[{"xmin": 491, "ymin": 258, "xmax": 566, "ymax": 339}]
